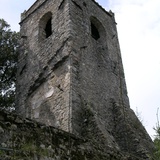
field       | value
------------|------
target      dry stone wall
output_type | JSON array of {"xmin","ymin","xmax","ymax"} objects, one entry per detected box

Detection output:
[{"xmin": 0, "ymin": 110, "xmax": 148, "ymax": 160}]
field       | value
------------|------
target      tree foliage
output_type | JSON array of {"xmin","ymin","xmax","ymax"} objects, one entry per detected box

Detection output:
[
  {"xmin": 153, "ymin": 108, "xmax": 160, "ymax": 159},
  {"xmin": 0, "ymin": 19, "xmax": 19, "ymax": 109}
]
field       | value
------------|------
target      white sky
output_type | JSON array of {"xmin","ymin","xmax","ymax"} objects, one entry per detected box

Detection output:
[{"xmin": 0, "ymin": 0, "xmax": 160, "ymax": 139}]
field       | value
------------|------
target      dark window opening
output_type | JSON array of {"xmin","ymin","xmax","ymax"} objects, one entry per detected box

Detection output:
[
  {"xmin": 83, "ymin": 2, "xmax": 87, "ymax": 7},
  {"xmin": 45, "ymin": 18, "xmax": 52, "ymax": 38},
  {"xmin": 91, "ymin": 23, "xmax": 100, "ymax": 40}
]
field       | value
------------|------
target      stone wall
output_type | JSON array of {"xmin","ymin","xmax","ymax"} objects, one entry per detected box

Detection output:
[
  {"xmin": 0, "ymin": 110, "xmax": 149, "ymax": 160},
  {"xmin": 16, "ymin": 0, "xmax": 154, "ymax": 159},
  {"xmin": 17, "ymin": 0, "xmax": 72, "ymax": 131},
  {"xmin": 66, "ymin": 0, "xmax": 154, "ymax": 158}
]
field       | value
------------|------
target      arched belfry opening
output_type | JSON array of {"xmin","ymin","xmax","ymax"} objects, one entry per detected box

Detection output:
[
  {"xmin": 90, "ymin": 16, "xmax": 106, "ymax": 41},
  {"xmin": 45, "ymin": 18, "xmax": 52, "ymax": 38},
  {"xmin": 91, "ymin": 22, "xmax": 100, "ymax": 40},
  {"xmin": 39, "ymin": 12, "xmax": 52, "ymax": 41}
]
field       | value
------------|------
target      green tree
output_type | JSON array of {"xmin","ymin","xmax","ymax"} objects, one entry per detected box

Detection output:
[
  {"xmin": 153, "ymin": 108, "xmax": 160, "ymax": 159},
  {"xmin": 0, "ymin": 19, "xmax": 19, "ymax": 110}
]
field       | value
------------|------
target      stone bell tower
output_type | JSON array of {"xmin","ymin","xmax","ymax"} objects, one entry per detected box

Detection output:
[{"xmin": 16, "ymin": 0, "xmax": 154, "ymax": 158}]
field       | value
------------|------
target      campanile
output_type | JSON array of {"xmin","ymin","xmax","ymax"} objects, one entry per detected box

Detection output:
[{"xmin": 16, "ymin": 0, "xmax": 154, "ymax": 158}]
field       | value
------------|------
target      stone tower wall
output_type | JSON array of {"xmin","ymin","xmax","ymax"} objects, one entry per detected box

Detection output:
[
  {"xmin": 16, "ymin": 0, "xmax": 154, "ymax": 159},
  {"xmin": 68, "ymin": 0, "xmax": 129, "ymax": 133},
  {"xmin": 66, "ymin": 1, "xmax": 154, "ymax": 157},
  {"xmin": 17, "ymin": 0, "xmax": 72, "ymax": 131}
]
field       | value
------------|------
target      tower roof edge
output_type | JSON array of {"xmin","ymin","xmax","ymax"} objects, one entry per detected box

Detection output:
[
  {"xmin": 20, "ymin": 0, "xmax": 113, "ymax": 25},
  {"xmin": 91, "ymin": 0, "xmax": 113, "ymax": 17}
]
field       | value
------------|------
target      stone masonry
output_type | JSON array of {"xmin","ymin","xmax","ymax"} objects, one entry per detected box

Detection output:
[
  {"xmin": 16, "ymin": 0, "xmax": 154, "ymax": 159},
  {"xmin": 0, "ymin": 110, "xmax": 146, "ymax": 160}
]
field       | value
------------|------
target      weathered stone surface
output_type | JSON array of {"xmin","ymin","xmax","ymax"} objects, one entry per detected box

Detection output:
[
  {"xmin": 0, "ymin": 110, "xmax": 149, "ymax": 160},
  {"xmin": 15, "ymin": 0, "xmax": 154, "ymax": 159}
]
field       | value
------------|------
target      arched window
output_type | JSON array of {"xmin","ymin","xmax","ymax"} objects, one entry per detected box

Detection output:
[
  {"xmin": 39, "ymin": 12, "xmax": 52, "ymax": 41},
  {"xmin": 91, "ymin": 22, "xmax": 100, "ymax": 40},
  {"xmin": 45, "ymin": 18, "xmax": 52, "ymax": 38},
  {"xmin": 90, "ymin": 16, "xmax": 106, "ymax": 41}
]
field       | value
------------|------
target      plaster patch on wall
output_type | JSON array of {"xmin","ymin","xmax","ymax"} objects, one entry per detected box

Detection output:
[
  {"xmin": 65, "ymin": 72, "xmax": 70, "ymax": 80},
  {"xmin": 33, "ymin": 111, "xmax": 39, "ymax": 119},
  {"xmin": 30, "ymin": 80, "xmax": 55, "ymax": 119},
  {"xmin": 45, "ymin": 86, "xmax": 54, "ymax": 98},
  {"xmin": 32, "ymin": 96, "xmax": 42, "ymax": 108}
]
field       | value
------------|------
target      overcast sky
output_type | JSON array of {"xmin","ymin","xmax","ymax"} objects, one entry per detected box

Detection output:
[{"xmin": 0, "ymin": 0, "xmax": 160, "ymax": 139}]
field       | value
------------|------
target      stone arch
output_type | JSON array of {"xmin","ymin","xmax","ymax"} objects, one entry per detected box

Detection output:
[
  {"xmin": 39, "ymin": 12, "xmax": 52, "ymax": 41},
  {"xmin": 90, "ymin": 16, "xmax": 106, "ymax": 41}
]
